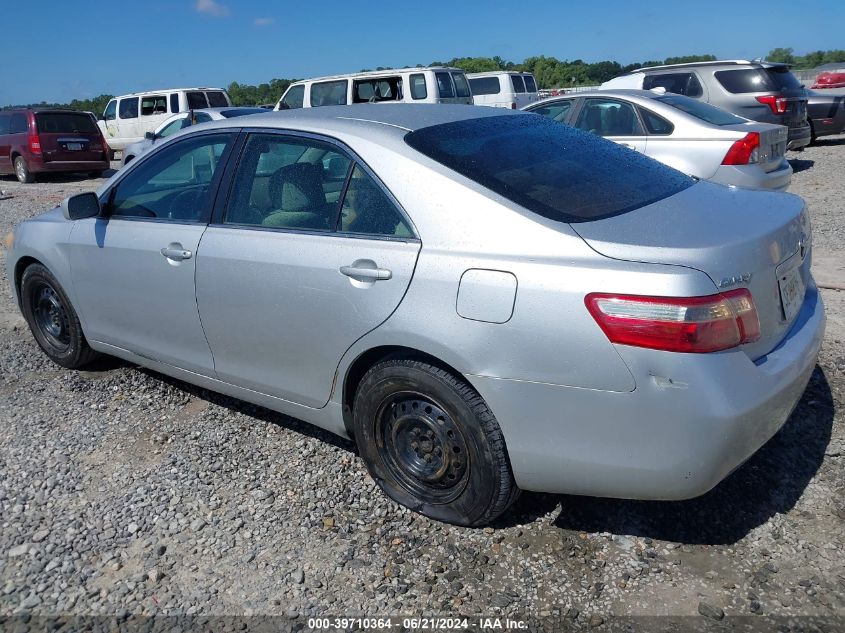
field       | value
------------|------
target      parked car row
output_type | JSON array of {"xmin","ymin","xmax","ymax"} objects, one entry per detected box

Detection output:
[{"xmin": 5, "ymin": 104, "xmax": 825, "ymax": 525}]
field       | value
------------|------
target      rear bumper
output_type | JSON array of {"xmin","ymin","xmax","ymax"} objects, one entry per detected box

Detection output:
[
  {"xmin": 710, "ymin": 160, "xmax": 792, "ymax": 192},
  {"xmin": 810, "ymin": 116, "xmax": 845, "ymax": 137},
  {"xmin": 787, "ymin": 124, "xmax": 812, "ymax": 150},
  {"xmin": 471, "ymin": 285, "xmax": 825, "ymax": 500},
  {"xmin": 28, "ymin": 157, "xmax": 109, "ymax": 174}
]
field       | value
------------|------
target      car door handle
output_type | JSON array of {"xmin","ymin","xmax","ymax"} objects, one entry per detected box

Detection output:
[
  {"xmin": 160, "ymin": 245, "xmax": 192, "ymax": 261},
  {"xmin": 339, "ymin": 265, "xmax": 392, "ymax": 281}
]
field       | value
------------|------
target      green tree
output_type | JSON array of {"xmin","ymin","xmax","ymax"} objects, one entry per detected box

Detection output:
[{"xmin": 767, "ymin": 47, "xmax": 795, "ymax": 64}]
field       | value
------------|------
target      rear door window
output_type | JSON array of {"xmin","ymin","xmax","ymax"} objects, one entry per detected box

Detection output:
[
  {"xmin": 643, "ymin": 72, "xmax": 703, "ymax": 97},
  {"xmin": 206, "ymin": 91, "xmax": 229, "ymax": 107},
  {"xmin": 452, "ymin": 73, "xmax": 471, "ymax": 98},
  {"xmin": 638, "ymin": 107, "xmax": 674, "ymax": 134},
  {"xmin": 469, "ymin": 77, "xmax": 501, "ymax": 95},
  {"xmin": 187, "ymin": 92, "xmax": 209, "ymax": 109},
  {"xmin": 404, "ymin": 115, "xmax": 693, "ymax": 223},
  {"xmin": 339, "ymin": 165, "xmax": 412, "ymax": 237},
  {"xmin": 409, "ymin": 74, "xmax": 428, "ymax": 100},
  {"xmin": 141, "ymin": 95, "xmax": 167, "ymax": 116},
  {"xmin": 280, "ymin": 85, "xmax": 305, "ymax": 109},
  {"xmin": 35, "ymin": 113, "xmax": 99, "ymax": 134},
  {"xmin": 511, "ymin": 75, "xmax": 526, "ymax": 93},
  {"xmin": 524, "ymin": 75, "xmax": 538, "ymax": 92},
  {"xmin": 353, "ymin": 78, "xmax": 402, "ymax": 103},
  {"xmin": 435, "ymin": 72, "xmax": 455, "ymax": 98},
  {"xmin": 311, "ymin": 80, "xmax": 348, "ymax": 106},
  {"xmin": 119, "ymin": 98, "xmax": 139, "ymax": 119}
]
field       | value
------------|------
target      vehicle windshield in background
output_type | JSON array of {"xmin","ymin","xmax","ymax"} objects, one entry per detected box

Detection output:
[
  {"xmin": 405, "ymin": 114, "xmax": 693, "ymax": 223},
  {"xmin": 715, "ymin": 67, "xmax": 803, "ymax": 93},
  {"xmin": 35, "ymin": 113, "xmax": 98, "ymax": 134},
  {"xmin": 219, "ymin": 108, "xmax": 266, "ymax": 118},
  {"xmin": 656, "ymin": 94, "xmax": 748, "ymax": 125}
]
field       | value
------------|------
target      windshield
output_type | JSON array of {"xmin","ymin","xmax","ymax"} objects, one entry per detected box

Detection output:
[
  {"xmin": 405, "ymin": 114, "xmax": 693, "ymax": 223},
  {"xmin": 655, "ymin": 94, "xmax": 747, "ymax": 125}
]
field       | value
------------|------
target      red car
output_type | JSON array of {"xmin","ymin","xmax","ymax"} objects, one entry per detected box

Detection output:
[
  {"xmin": 0, "ymin": 109, "xmax": 110, "ymax": 183},
  {"xmin": 811, "ymin": 71, "xmax": 845, "ymax": 89}
]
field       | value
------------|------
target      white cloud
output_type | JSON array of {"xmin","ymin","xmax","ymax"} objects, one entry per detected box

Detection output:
[
  {"xmin": 195, "ymin": 0, "xmax": 229, "ymax": 17},
  {"xmin": 254, "ymin": 17, "xmax": 274, "ymax": 26}
]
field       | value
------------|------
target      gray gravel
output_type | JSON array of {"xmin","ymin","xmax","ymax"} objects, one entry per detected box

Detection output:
[{"xmin": 0, "ymin": 145, "xmax": 843, "ymax": 626}]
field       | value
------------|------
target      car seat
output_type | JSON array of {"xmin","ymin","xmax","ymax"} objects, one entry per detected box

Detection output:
[{"xmin": 262, "ymin": 163, "xmax": 332, "ymax": 229}]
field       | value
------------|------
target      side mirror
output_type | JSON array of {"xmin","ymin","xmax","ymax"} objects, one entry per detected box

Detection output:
[
  {"xmin": 61, "ymin": 192, "xmax": 101, "ymax": 221},
  {"xmin": 145, "ymin": 131, "xmax": 155, "ymax": 140}
]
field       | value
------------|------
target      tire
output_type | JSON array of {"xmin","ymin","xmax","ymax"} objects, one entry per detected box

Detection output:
[
  {"xmin": 14, "ymin": 156, "xmax": 35, "ymax": 184},
  {"xmin": 808, "ymin": 120, "xmax": 816, "ymax": 146},
  {"xmin": 353, "ymin": 359, "xmax": 519, "ymax": 526},
  {"xmin": 20, "ymin": 264, "xmax": 99, "ymax": 369}
]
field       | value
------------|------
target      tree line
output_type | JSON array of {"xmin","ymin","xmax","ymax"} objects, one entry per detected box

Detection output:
[{"xmin": 5, "ymin": 48, "xmax": 845, "ymax": 112}]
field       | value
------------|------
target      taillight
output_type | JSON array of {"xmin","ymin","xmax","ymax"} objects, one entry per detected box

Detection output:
[
  {"xmin": 722, "ymin": 132, "xmax": 760, "ymax": 165},
  {"xmin": 510, "ymin": 102, "xmax": 517, "ymax": 109},
  {"xmin": 756, "ymin": 95, "xmax": 788, "ymax": 115},
  {"xmin": 28, "ymin": 133, "xmax": 42, "ymax": 155},
  {"xmin": 585, "ymin": 289, "xmax": 760, "ymax": 353}
]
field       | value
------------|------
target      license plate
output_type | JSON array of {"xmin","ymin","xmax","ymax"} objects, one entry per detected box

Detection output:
[
  {"xmin": 778, "ymin": 265, "xmax": 805, "ymax": 322},
  {"xmin": 66, "ymin": 142, "xmax": 83, "ymax": 151}
]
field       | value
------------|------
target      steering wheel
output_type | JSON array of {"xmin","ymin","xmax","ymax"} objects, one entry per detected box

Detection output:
[{"xmin": 167, "ymin": 188, "xmax": 204, "ymax": 221}]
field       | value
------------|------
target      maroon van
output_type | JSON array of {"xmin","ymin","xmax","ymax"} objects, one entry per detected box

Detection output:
[{"xmin": 0, "ymin": 109, "xmax": 110, "ymax": 183}]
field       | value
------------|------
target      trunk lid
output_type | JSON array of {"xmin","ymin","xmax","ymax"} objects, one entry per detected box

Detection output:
[
  {"xmin": 570, "ymin": 182, "xmax": 811, "ymax": 360},
  {"xmin": 35, "ymin": 112, "xmax": 106, "ymax": 163}
]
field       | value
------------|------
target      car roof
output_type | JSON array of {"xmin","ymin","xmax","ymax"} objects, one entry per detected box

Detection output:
[
  {"xmin": 114, "ymin": 87, "xmax": 227, "ymax": 98},
  {"xmin": 467, "ymin": 71, "xmax": 534, "ymax": 77},
  {"xmin": 288, "ymin": 67, "xmax": 465, "ymax": 85},
  {"xmin": 527, "ymin": 89, "xmax": 666, "ymax": 107},
  {"xmin": 197, "ymin": 103, "xmax": 518, "ymax": 138},
  {"xmin": 622, "ymin": 60, "xmax": 790, "ymax": 75}
]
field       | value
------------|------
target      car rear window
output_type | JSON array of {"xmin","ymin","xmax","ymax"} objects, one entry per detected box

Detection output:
[
  {"xmin": 655, "ymin": 94, "xmax": 746, "ymax": 125},
  {"xmin": 35, "ymin": 113, "xmax": 98, "ymax": 134},
  {"xmin": 715, "ymin": 66, "xmax": 802, "ymax": 93},
  {"xmin": 511, "ymin": 75, "xmax": 526, "ymax": 93},
  {"xmin": 405, "ymin": 114, "xmax": 693, "ymax": 223},
  {"xmin": 468, "ymin": 77, "xmax": 501, "ymax": 96},
  {"xmin": 206, "ymin": 91, "xmax": 229, "ymax": 107}
]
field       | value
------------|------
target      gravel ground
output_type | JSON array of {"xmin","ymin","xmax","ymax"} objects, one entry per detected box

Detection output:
[{"xmin": 0, "ymin": 141, "xmax": 843, "ymax": 630}]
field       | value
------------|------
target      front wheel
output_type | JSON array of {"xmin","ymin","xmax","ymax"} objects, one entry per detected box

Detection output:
[
  {"xmin": 20, "ymin": 264, "xmax": 99, "ymax": 368},
  {"xmin": 14, "ymin": 156, "xmax": 35, "ymax": 183},
  {"xmin": 353, "ymin": 359, "xmax": 519, "ymax": 526}
]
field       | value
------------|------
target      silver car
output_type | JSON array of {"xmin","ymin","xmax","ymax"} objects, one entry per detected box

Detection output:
[
  {"xmin": 121, "ymin": 107, "xmax": 266, "ymax": 167},
  {"xmin": 4, "ymin": 105, "xmax": 825, "ymax": 526},
  {"xmin": 524, "ymin": 89, "xmax": 793, "ymax": 191}
]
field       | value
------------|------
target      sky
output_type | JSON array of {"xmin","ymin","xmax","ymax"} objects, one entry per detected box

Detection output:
[{"xmin": 2, "ymin": 0, "xmax": 843, "ymax": 106}]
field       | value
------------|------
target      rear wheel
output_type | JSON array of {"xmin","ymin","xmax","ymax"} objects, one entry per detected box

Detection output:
[
  {"xmin": 353, "ymin": 359, "xmax": 519, "ymax": 526},
  {"xmin": 808, "ymin": 120, "xmax": 816, "ymax": 145},
  {"xmin": 20, "ymin": 264, "xmax": 99, "ymax": 368},
  {"xmin": 14, "ymin": 156, "xmax": 35, "ymax": 184}
]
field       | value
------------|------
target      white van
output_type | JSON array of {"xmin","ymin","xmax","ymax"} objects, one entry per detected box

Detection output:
[
  {"xmin": 467, "ymin": 72, "xmax": 540, "ymax": 109},
  {"xmin": 274, "ymin": 67, "xmax": 473, "ymax": 110},
  {"xmin": 98, "ymin": 87, "xmax": 232, "ymax": 156}
]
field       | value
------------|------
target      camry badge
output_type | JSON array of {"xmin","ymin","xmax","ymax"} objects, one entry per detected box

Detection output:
[{"xmin": 718, "ymin": 272, "xmax": 753, "ymax": 289}]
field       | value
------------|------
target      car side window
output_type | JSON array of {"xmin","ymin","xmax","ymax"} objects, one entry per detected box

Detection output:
[
  {"xmin": 169, "ymin": 93, "xmax": 179, "ymax": 113},
  {"xmin": 119, "ymin": 98, "xmax": 139, "ymax": 119},
  {"xmin": 575, "ymin": 98, "xmax": 643, "ymax": 137},
  {"xmin": 157, "ymin": 117, "xmax": 188, "ymax": 138},
  {"xmin": 141, "ymin": 95, "xmax": 167, "ymax": 116},
  {"xmin": 409, "ymin": 74, "xmax": 428, "ymax": 100},
  {"xmin": 9, "ymin": 114, "xmax": 27, "ymax": 134},
  {"xmin": 187, "ymin": 92, "xmax": 209, "ymax": 109},
  {"xmin": 104, "ymin": 100, "xmax": 117, "ymax": 121},
  {"xmin": 224, "ymin": 134, "xmax": 352, "ymax": 231},
  {"xmin": 643, "ymin": 72, "xmax": 703, "ymax": 98},
  {"xmin": 310, "ymin": 80, "xmax": 348, "ymax": 107},
  {"xmin": 639, "ymin": 107, "xmax": 674, "ymax": 135},
  {"xmin": 531, "ymin": 100, "xmax": 574, "ymax": 122},
  {"xmin": 280, "ymin": 85, "xmax": 305, "ymax": 110},
  {"xmin": 109, "ymin": 132, "xmax": 233, "ymax": 222},
  {"xmin": 435, "ymin": 72, "xmax": 455, "ymax": 98},
  {"xmin": 0, "ymin": 113, "xmax": 10, "ymax": 135},
  {"xmin": 193, "ymin": 113, "xmax": 213, "ymax": 124},
  {"xmin": 339, "ymin": 166, "xmax": 412, "ymax": 238}
]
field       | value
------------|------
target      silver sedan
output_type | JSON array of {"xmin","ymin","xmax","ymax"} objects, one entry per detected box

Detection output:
[
  {"xmin": 4, "ymin": 105, "xmax": 824, "ymax": 525},
  {"xmin": 524, "ymin": 89, "xmax": 793, "ymax": 191}
]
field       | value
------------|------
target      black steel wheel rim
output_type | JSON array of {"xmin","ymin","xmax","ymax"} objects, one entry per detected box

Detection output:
[
  {"xmin": 31, "ymin": 282, "xmax": 71, "ymax": 351},
  {"xmin": 376, "ymin": 392, "xmax": 469, "ymax": 504}
]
